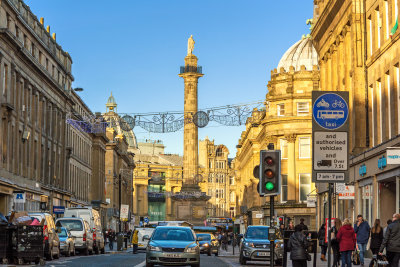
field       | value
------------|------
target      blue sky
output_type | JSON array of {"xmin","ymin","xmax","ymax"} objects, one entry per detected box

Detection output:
[{"xmin": 25, "ymin": 0, "xmax": 313, "ymax": 157}]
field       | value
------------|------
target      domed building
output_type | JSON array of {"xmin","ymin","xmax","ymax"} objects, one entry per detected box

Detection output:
[{"xmin": 234, "ymin": 36, "xmax": 319, "ymax": 230}]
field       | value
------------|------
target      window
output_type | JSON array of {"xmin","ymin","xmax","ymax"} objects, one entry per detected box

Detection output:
[
  {"xmin": 208, "ymin": 189, "xmax": 213, "ymax": 197},
  {"xmin": 397, "ymin": 66, "xmax": 400, "ymax": 135},
  {"xmin": 281, "ymin": 174, "xmax": 288, "ymax": 202},
  {"xmin": 230, "ymin": 191, "xmax": 235, "ymax": 203},
  {"xmin": 297, "ymin": 102, "xmax": 309, "ymax": 115},
  {"xmin": 208, "ymin": 159, "xmax": 213, "ymax": 169},
  {"xmin": 2, "ymin": 64, "xmax": 8, "ymax": 96},
  {"xmin": 216, "ymin": 148, "xmax": 223, "ymax": 157},
  {"xmin": 299, "ymin": 174, "xmax": 311, "ymax": 202},
  {"xmin": 277, "ymin": 104, "xmax": 285, "ymax": 116},
  {"xmin": 230, "ymin": 176, "xmax": 235, "ymax": 185},
  {"xmin": 369, "ymin": 16, "xmax": 373, "ymax": 55},
  {"xmin": 360, "ymin": 185, "xmax": 373, "ymax": 224},
  {"xmin": 387, "ymin": 73, "xmax": 392, "ymax": 139},
  {"xmin": 378, "ymin": 79, "xmax": 383, "ymax": 143},
  {"xmin": 299, "ymin": 137, "xmax": 311, "ymax": 158},
  {"xmin": 280, "ymin": 139, "xmax": 288, "ymax": 159},
  {"xmin": 385, "ymin": 0, "xmax": 390, "ymax": 39},
  {"xmin": 370, "ymin": 86, "xmax": 375, "ymax": 147},
  {"xmin": 377, "ymin": 8, "xmax": 381, "ymax": 48},
  {"xmin": 208, "ymin": 173, "xmax": 213, "ymax": 183}
]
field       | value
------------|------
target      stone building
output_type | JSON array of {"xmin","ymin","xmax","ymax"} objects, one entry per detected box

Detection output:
[
  {"xmin": 199, "ymin": 138, "xmax": 236, "ymax": 218},
  {"xmin": 0, "ymin": 0, "xmax": 74, "ymax": 214},
  {"xmin": 103, "ymin": 94, "xmax": 135, "ymax": 230},
  {"xmin": 235, "ymin": 37, "xmax": 319, "ymax": 230},
  {"xmin": 312, "ymin": 0, "xmax": 400, "ymax": 227}
]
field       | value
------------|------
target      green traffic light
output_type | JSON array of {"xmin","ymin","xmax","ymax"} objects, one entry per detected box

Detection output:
[{"xmin": 265, "ymin": 182, "xmax": 274, "ymax": 191}]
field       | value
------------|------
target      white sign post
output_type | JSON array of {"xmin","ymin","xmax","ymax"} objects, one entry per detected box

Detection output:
[{"xmin": 120, "ymin": 204, "xmax": 129, "ymax": 221}]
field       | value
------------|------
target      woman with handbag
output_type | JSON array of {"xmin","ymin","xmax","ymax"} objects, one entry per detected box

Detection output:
[
  {"xmin": 337, "ymin": 218, "xmax": 356, "ymax": 267},
  {"xmin": 332, "ymin": 218, "xmax": 343, "ymax": 267},
  {"xmin": 369, "ymin": 219, "xmax": 384, "ymax": 266},
  {"xmin": 318, "ymin": 223, "xmax": 328, "ymax": 261},
  {"xmin": 288, "ymin": 224, "xmax": 310, "ymax": 267}
]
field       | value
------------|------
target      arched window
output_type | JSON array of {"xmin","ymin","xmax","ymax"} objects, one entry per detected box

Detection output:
[{"xmin": 216, "ymin": 147, "xmax": 223, "ymax": 157}]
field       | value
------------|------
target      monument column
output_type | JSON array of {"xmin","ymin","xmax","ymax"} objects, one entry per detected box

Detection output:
[{"xmin": 178, "ymin": 35, "xmax": 203, "ymax": 188}]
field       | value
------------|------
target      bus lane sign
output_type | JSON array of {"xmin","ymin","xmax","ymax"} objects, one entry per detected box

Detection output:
[{"xmin": 314, "ymin": 132, "xmax": 347, "ymax": 170}]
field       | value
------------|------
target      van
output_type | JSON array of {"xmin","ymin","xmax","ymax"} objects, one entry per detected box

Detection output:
[
  {"xmin": 55, "ymin": 217, "xmax": 93, "ymax": 255},
  {"xmin": 64, "ymin": 207, "xmax": 105, "ymax": 254},
  {"xmin": 29, "ymin": 212, "xmax": 60, "ymax": 260},
  {"xmin": 136, "ymin": 227, "xmax": 155, "ymax": 249}
]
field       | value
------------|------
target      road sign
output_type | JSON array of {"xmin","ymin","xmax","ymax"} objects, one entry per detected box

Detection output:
[
  {"xmin": 313, "ymin": 93, "xmax": 349, "ymax": 130},
  {"xmin": 53, "ymin": 206, "xmax": 65, "ymax": 214},
  {"xmin": 13, "ymin": 192, "xmax": 25, "ymax": 204},
  {"xmin": 335, "ymin": 183, "xmax": 355, "ymax": 199},
  {"xmin": 312, "ymin": 91, "xmax": 349, "ymax": 183},
  {"xmin": 120, "ymin": 204, "xmax": 129, "ymax": 221},
  {"xmin": 144, "ymin": 217, "xmax": 149, "ymax": 224}
]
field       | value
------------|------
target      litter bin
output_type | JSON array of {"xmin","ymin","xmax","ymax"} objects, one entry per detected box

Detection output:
[
  {"xmin": 124, "ymin": 235, "xmax": 127, "ymax": 250},
  {"xmin": 0, "ymin": 225, "xmax": 15, "ymax": 265},
  {"xmin": 117, "ymin": 233, "xmax": 124, "ymax": 251}
]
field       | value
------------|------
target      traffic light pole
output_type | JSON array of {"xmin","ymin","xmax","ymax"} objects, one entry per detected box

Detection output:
[
  {"xmin": 119, "ymin": 174, "xmax": 122, "ymax": 233},
  {"xmin": 270, "ymin": 196, "xmax": 274, "ymax": 267},
  {"xmin": 327, "ymin": 183, "xmax": 333, "ymax": 267}
]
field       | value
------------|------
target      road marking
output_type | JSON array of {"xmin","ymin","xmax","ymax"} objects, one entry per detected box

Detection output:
[{"xmin": 135, "ymin": 261, "xmax": 146, "ymax": 267}]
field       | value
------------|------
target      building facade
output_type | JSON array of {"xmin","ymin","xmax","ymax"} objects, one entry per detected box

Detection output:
[
  {"xmin": 312, "ymin": 0, "xmax": 400, "ymax": 228},
  {"xmin": 235, "ymin": 37, "xmax": 318, "ymax": 230},
  {"xmin": 0, "ymin": 0, "xmax": 74, "ymax": 214}
]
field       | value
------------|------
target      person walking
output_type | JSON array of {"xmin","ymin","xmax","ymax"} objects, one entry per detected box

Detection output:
[
  {"xmin": 221, "ymin": 232, "xmax": 228, "ymax": 251},
  {"xmin": 337, "ymin": 218, "xmax": 356, "ymax": 267},
  {"xmin": 332, "ymin": 218, "xmax": 342, "ymax": 267},
  {"xmin": 287, "ymin": 220, "xmax": 295, "ymax": 231},
  {"xmin": 318, "ymin": 223, "xmax": 328, "ymax": 261},
  {"xmin": 384, "ymin": 219, "xmax": 393, "ymax": 237},
  {"xmin": 370, "ymin": 219, "xmax": 384, "ymax": 259},
  {"xmin": 379, "ymin": 213, "xmax": 400, "ymax": 267},
  {"xmin": 108, "ymin": 229, "xmax": 115, "ymax": 250},
  {"xmin": 299, "ymin": 218, "xmax": 309, "ymax": 231},
  {"xmin": 288, "ymin": 224, "xmax": 309, "ymax": 267},
  {"xmin": 354, "ymin": 214, "xmax": 371, "ymax": 266},
  {"xmin": 131, "ymin": 230, "xmax": 138, "ymax": 254}
]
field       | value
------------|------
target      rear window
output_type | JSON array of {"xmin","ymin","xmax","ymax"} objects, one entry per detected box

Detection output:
[
  {"xmin": 197, "ymin": 234, "xmax": 211, "ymax": 241},
  {"xmin": 56, "ymin": 220, "xmax": 83, "ymax": 231},
  {"xmin": 58, "ymin": 228, "xmax": 68, "ymax": 237}
]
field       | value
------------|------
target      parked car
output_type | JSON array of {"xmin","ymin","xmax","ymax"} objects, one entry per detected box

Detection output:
[
  {"xmin": 29, "ymin": 212, "xmax": 60, "ymax": 261},
  {"xmin": 239, "ymin": 225, "xmax": 283, "ymax": 265},
  {"xmin": 145, "ymin": 226, "xmax": 201, "ymax": 267},
  {"xmin": 55, "ymin": 217, "xmax": 93, "ymax": 255},
  {"xmin": 64, "ymin": 207, "xmax": 105, "ymax": 254},
  {"xmin": 136, "ymin": 227, "xmax": 155, "ymax": 250},
  {"xmin": 57, "ymin": 227, "xmax": 75, "ymax": 257},
  {"xmin": 196, "ymin": 233, "xmax": 219, "ymax": 256}
]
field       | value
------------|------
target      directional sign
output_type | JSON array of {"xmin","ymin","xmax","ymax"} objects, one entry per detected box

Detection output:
[
  {"xmin": 13, "ymin": 192, "xmax": 25, "ymax": 204},
  {"xmin": 312, "ymin": 91, "xmax": 349, "ymax": 183},
  {"xmin": 313, "ymin": 93, "xmax": 349, "ymax": 130}
]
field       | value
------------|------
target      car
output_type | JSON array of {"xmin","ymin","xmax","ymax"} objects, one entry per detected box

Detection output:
[
  {"xmin": 136, "ymin": 227, "xmax": 155, "ymax": 250},
  {"xmin": 64, "ymin": 207, "xmax": 105, "ymax": 254},
  {"xmin": 57, "ymin": 227, "xmax": 75, "ymax": 257},
  {"xmin": 239, "ymin": 225, "xmax": 283, "ymax": 265},
  {"xmin": 55, "ymin": 217, "xmax": 94, "ymax": 256},
  {"xmin": 145, "ymin": 226, "xmax": 201, "ymax": 267},
  {"xmin": 196, "ymin": 233, "xmax": 219, "ymax": 256},
  {"xmin": 29, "ymin": 212, "xmax": 60, "ymax": 261}
]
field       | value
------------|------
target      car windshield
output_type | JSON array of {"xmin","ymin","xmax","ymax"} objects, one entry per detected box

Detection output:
[
  {"xmin": 58, "ymin": 228, "xmax": 68, "ymax": 238},
  {"xmin": 245, "ymin": 227, "xmax": 269, "ymax": 239},
  {"xmin": 56, "ymin": 220, "xmax": 83, "ymax": 231},
  {"xmin": 152, "ymin": 228, "xmax": 195, "ymax": 241},
  {"xmin": 197, "ymin": 234, "xmax": 211, "ymax": 241}
]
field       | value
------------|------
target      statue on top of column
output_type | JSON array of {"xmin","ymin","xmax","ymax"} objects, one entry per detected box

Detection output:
[{"xmin": 187, "ymin": 35, "xmax": 195, "ymax": 55}]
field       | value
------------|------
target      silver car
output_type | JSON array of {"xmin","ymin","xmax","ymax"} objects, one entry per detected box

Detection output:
[
  {"xmin": 55, "ymin": 218, "xmax": 93, "ymax": 255},
  {"xmin": 145, "ymin": 226, "xmax": 201, "ymax": 267}
]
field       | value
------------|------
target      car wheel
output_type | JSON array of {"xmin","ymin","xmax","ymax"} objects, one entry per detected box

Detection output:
[
  {"xmin": 84, "ymin": 247, "xmax": 89, "ymax": 256},
  {"xmin": 100, "ymin": 246, "xmax": 105, "ymax": 254},
  {"xmin": 66, "ymin": 245, "xmax": 71, "ymax": 257},
  {"xmin": 89, "ymin": 248, "xmax": 93, "ymax": 255},
  {"xmin": 207, "ymin": 249, "xmax": 211, "ymax": 256},
  {"xmin": 215, "ymin": 250, "xmax": 219, "ymax": 256},
  {"xmin": 95, "ymin": 246, "xmax": 100, "ymax": 255},
  {"xmin": 239, "ymin": 254, "xmax": 246, "ymax": 265},
  {"xmin": 46, "ymin": 246, "xmax": 54, "ymax": 261},
  {"xmin": 191, "ymin": 264, "xmax": 200, "ymax": 267},
  {"xmin": 54, "ymin": 246, "xmax": 60, "ymax": 259}
]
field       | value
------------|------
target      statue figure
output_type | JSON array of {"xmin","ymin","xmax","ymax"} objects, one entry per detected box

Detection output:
[{"xmin": 187, "ymin": 35, "xmax": 195, "ymax": 55}]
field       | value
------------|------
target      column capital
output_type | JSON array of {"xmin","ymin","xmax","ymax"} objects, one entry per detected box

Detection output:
[{"xmin": 285, "ymin": 134, "xmax": 297, "ymax": 143}]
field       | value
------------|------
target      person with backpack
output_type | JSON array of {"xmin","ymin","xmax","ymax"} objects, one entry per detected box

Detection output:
[
  {"xmin": 318, "ymin": 223, "xmax": 328, "ymax": 261},
  {"xmin": 331, "ymin": 218, "xmax": 342, "ymax": 267},
  {"xmin": 337, "ymin": 218, "xmax": 356, "ymax": 267},
  {"xmin": 354, "ymin": 215, "xmax": 371, "ymax": 266}
]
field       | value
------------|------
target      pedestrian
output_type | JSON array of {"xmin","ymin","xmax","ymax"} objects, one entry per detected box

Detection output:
[
  {"xmin": 337, "ymin": 218, "xmax": 356, "ymax": 267},
  {"xmin": 299, "ymin": 218, "xmax": 309, "ymax": 231},
  {"xmin": 288, "ymin": 224, "xmax": 309, "ymax": 267},
  {"xmin": 221, "ymin": 232, "xmax": 228, "ymax": 251},
  {"xmin": 384, "ymin": 219, "xmax": 392, "ymax": 237},
  {"xmin": 379, "ymin": 213, "xmax": 400, "ymax": 267},
  {"xmin": 318, "ymin": 223, "xmax": 328, "ymax": 261},
  {"xmin": 331, "ymin": 218, "xmax": 342, "ymax": 267},
  {"xmin": 280, "ymin": 224, "xmax": 285, "ymax": 237},
  {"xmin": 131, "ymin": 230, "xmax": 138, "ymax": 254},
  {"xmin": 287, "ymin": 220, "xmax": 295, "ymax": 230},
  {"xmin": 108, "ymin": 229, "xmax": 115, "ymax": 250},
  {"xmin": 354, "ymin": 214, "xmax": 371, "ymax": 266},
  {"xmin": 370, "ymin": 219, "xmax": 384, "ymax": 257}
]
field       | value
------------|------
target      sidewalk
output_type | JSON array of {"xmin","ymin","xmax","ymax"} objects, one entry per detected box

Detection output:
[
  {"xmin": 104, "ymin": 241, "xmax": 133, "ymax": 254},
  {"xmin": 218, "ymin": 244, "xmax": 372, "ymax": 266}
]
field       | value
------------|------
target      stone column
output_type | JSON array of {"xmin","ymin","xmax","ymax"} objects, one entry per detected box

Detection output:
[{"xmin": 286, "ymin": 134, "xmax": 297, "ymax": 201}]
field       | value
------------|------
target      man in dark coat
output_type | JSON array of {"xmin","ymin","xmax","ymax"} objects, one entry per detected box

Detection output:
[
  {"xmin": 380, "ymin": 214, "xmax": 400, "ymax": 267},
  {"xmin": 288, "ymin": 224, "xmax": 309, "ymax": 267},
  {"xmin": 354, "ymin": 214, "xmax": 370, "ymax": 266}
]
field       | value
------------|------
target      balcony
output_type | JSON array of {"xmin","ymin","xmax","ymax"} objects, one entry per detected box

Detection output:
[{"xmin": 180, "ymin": 65, "xmax": 202, "ymax": 74}]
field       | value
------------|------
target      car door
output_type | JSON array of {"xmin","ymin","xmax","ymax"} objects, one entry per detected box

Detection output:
[
  {"xmin": 84, "ymin": 221, "xmax": 93, "ymax": 250},
  {"xmin": 46, "ymin": 215, "xmax": 56, "ymax": 251}
]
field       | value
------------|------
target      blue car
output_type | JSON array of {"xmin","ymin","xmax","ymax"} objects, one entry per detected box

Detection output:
[{"xmin": 57, "ymin": 227, "xmax": 75, "ymax": 257}]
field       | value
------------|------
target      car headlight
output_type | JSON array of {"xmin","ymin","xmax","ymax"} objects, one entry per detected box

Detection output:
[
  {"xmin": 244, "ymin": 242, "xmax": 254, "ymax": 248},
  {"xmin": 185, "ymin": 246, "xmax": 199, "ymax": 253},
  {"xmin": 147, "ymin": 245, "xmax": 161, "ymax": 251},
  {"xmin": 202, "ymin": 243, "xmax": 209, "ymax": 247}
]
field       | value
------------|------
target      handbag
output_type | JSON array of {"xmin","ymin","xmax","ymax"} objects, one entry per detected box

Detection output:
[{"xmin": 352, "ymin": 250, "xmax": 360, "ymax": 265}]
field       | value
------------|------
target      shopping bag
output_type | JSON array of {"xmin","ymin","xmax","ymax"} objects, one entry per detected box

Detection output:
[
  {"xmin": 377, "ymin": 255, "xmax": 389, "ymax": 266},
  {"xmin": 352, "ymin": 250, "xmax": 360, "ymax": 265}
]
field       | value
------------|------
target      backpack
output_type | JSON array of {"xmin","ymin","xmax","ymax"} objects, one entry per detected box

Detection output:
[{"xmin": 352, "ymin": 250, "xmax": 360, "ymax": 265}]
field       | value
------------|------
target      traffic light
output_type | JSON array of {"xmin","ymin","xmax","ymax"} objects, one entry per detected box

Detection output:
[{"xmin": 258, "ymin": 150, "xmax": 281, "ymax": 196}]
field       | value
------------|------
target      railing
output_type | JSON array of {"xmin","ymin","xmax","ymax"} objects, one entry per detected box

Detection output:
[{"xmin": 180, "ymin": 66, "xmax": 202, "ymax": 74}]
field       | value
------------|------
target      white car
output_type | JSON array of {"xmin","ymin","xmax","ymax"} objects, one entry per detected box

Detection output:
[{"xmin": 136, "ymin": 227, "xmax": 155, "ymax": 250}]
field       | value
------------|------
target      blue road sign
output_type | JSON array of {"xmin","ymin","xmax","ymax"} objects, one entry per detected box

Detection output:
[
  {"xmin": 144, "ymin": 217, "xmax": 149, "ymax": 224},
  {"xmin": 16, "ymin": 193, "xmax": 23, "ymax": 199},
  {"xmin": 313, "ymin": 93, "xmax": 349, "ymax": 130}
]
